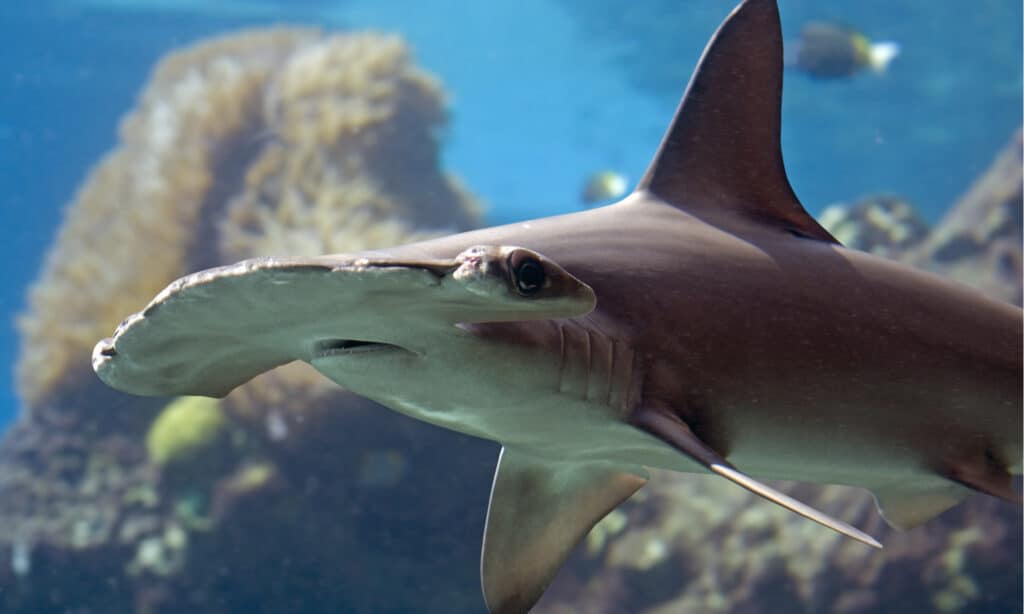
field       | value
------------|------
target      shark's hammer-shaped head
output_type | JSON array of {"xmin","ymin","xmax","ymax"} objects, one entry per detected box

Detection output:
[{"xmin": 92, "ymin": 245, "xmax": 595, "ymax": 424}]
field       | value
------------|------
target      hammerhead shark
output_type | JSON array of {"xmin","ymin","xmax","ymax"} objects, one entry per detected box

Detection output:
[{"xmin": 92, "ymin": 0, "xmax": 1022, "ymax": 611}]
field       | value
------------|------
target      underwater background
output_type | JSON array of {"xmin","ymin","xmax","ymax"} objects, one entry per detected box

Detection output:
[
  {"xmin": 2, "ymin": 0, "xmax": 1022, "ymax": 426},
  {"xmin": 0, "ymin": 0, "xmax": 1020, "ymax": 612}
]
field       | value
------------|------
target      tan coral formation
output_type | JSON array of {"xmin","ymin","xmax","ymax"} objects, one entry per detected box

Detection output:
[
  {"xmin": 220, "ymin": 32, "xmax": 479, "ymax": 261},
  {"xmin": 16, "ymin": 28, "xmax": 480, "ymax": 409}
]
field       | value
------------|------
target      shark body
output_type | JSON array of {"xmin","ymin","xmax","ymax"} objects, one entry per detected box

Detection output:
[{"xmin": 92, "ymin": 1, "xmax": 1022, "ymax": 612}]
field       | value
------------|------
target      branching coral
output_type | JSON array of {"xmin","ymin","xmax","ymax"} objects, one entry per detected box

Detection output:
[{"xmin": 17, "ymin": 28, "xmax": 481, "ymax": 409}]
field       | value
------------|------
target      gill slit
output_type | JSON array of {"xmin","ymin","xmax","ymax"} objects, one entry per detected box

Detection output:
[
  {"xmin": 582, "ymin": 324, "xmax": 593, "ymax": 399},
  {"xmin": 556, "ymin": 320, "xmax": 567, "ymax": 393},
  {"xmin": 621, "ymin": 341, "xmax": 637, "ymax": 414}
]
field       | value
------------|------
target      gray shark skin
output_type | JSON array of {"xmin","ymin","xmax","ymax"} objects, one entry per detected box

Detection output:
[{"xmin": 91, "ymin": 1, "xmax": 1022, "ymax": 612}]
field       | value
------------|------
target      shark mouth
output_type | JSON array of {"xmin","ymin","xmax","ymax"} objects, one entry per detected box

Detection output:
[{"xmin": 313, "ymin": 338, "xmax": 403, "ymax": 358}]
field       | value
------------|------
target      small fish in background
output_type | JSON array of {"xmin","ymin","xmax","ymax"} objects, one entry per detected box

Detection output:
[
  {"xmin": 580, "ymin": 170, "xmax": 628, "ymax": 206},
  {"xmin": 787, "ymin": 22, "xmax": 900, "ymax": 79}
]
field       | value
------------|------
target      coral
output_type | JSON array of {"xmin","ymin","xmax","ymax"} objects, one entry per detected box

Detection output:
[
  {"xmin": 819, "ymin": 129, "xmax": 1023, "ymax": 307},
  {"xmin": 907, "ymin": 128, "xmax": 1023, "ymax": 305},
  {"xmin": 220, "ymin": 32, "xmax": 480, "ymax": 262},
  {"xmin": 539, "ymin": 474, "xmax": 1022, "ymax": 614},
  {"xmin": 819, "ymin": 195, "xmax": 929, "ymax": 259},
  {"xmin": 16, "ymin": 27, "xmax": 480, "ymax": 409},
  {"xmin": 0, "ymin": 400, "xmax": 168, "ymax": 614},
  {"xmin": 145, "ymin": 397, "xmax": 229, "ymax": 469},
  {"xmin": 126, "ymin": 522, "xmax": 189, "ymax": 577}
]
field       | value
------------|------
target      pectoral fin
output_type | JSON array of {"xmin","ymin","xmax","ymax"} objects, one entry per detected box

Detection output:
[
  {"xmin": 481, "ymin": 448, "xmax": 647, "ymax": 614},
  {"xmin": 631, "ymin": 406, "xmax": 882, "ymax": 549}
]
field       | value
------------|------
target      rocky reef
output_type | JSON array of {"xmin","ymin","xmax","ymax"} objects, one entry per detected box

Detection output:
[
  {"xmin": 1, "ymin": 22, "xmax": 1020, "ymax": 614},
  {"xmin": 818, "ymin": 129, "xmax": 1022, "ymax": 307},
  {"xmin": 905, "ymin": 129, "xmax": 1023, "ymax": 306}
]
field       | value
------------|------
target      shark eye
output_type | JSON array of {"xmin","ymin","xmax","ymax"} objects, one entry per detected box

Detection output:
[{"xmin": 508, "ymin": 251, "xmax": 546, "ymax": 297}]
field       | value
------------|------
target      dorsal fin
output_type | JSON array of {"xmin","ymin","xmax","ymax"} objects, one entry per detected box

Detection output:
[{"xmin": 637, "ymin": 0, "xmax": 838, "ymax": 243}]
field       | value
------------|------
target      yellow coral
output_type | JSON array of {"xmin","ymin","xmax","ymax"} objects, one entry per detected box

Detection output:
[{"xmin": 146, "ymin": 396, "xmax": 229, "ymax": 467}]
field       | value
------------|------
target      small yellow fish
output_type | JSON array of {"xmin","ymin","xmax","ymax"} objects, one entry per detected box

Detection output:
[
  {"xmin": 580, "ymin": 170, "xmax": 628, "ymax": 206},
  {"xmin": 788, "ymin": 22, "xmax": 899, "ymax": 79}
]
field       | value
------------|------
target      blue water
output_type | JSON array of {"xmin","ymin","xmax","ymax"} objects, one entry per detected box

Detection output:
[{"xmin": 0, "ymin": 0, "xmax": 1020, "ymax": 427}]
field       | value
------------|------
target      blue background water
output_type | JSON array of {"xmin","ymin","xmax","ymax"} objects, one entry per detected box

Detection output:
[{"xmin": 0, "ymin": 0, "xmax": 1020, "ymax": 427}]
